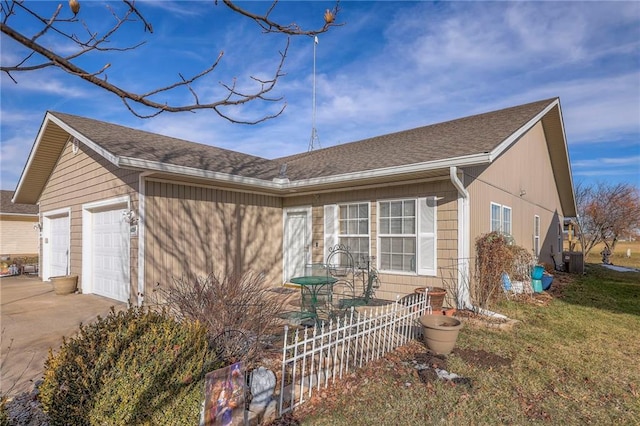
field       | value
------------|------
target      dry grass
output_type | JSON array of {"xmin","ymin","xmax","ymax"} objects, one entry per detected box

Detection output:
[
  {"xmin": 583, "ymin": 240, "xmax": 640, "ymax": 269},
  {"xmin": 291, "ymin": 264, "xmax": 640, "ymax": 425}
]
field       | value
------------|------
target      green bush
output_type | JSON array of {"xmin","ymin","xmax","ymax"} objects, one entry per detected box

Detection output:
[{"xmin": 39, "ymin": 308, "xmax": 223, "ymax": 425}]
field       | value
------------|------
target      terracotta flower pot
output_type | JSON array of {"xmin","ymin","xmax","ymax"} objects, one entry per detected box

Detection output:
[
  {"xmin": 414, "ymin": 286, "xmax": 446, "ymax": 311},
  {"xmin": 419, "ymin": 314, "xmax": 462, "ymax": 355},
  {"xmin": 51, "ymin": 275, "xmax": 78, "ymax": 295},
  {"xmin": 441, "ymin": 307, "xmax": 457, "ymax": 317}
]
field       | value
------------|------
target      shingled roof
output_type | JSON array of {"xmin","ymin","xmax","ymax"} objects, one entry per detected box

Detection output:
[
  {"xmin": 48, "ymin": 112, "xmax": 281, "ymax": 180},
  {"xmin": 48, "ymin": 98, "xmax": 558, "ymax": 182},
  {"xmin": 0, "ymin": 190, "xmax": 38, "ymax": 215},
  {"xmin": 280, "ymin": 98, "xmax": 558, "ymax": 180},
  {"xmin": 14, "ymin": 97, "xmax": 571, "ymax": 208}
]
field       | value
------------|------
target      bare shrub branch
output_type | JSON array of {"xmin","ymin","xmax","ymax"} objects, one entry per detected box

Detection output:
[
  {"xmin": 153, "ymin": 271, "xmax": 288, "ymax": 367},
  {"xmin": 474, "ymin": 232, "xmax": 535, "ymax": 310}
]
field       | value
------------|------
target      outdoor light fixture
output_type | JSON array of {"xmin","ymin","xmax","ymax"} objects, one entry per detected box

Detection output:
[{"xmin": 122, "ymin": 210, "xmax": 137, "ymax": 224}]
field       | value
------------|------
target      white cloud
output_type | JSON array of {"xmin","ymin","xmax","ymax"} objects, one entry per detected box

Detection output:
[
  {"xmin": 572, "ymin": 156, "xmax": 640, "ymax": 168},
  {"xmin": 1, "ymin": 1, "xmax": 638, "ymax": 190}
]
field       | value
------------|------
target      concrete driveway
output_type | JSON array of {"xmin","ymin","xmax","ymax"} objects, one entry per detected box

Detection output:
[{"xmin": 1, "ymin": 275, "xmax": 126, "ymax": 397}]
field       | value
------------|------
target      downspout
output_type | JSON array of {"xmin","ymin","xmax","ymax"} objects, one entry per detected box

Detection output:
[
  {"xmin": 449, "ymin": 166, "xmax": 507, "ymax": 320},
  {"xmin": 449, "ymin": 166, "xmax": 472, "ymax": 310},
  {"xmin": 137, "ymin": 172, "xmax": 152, "ymax": 307},
  {"xmin": 449, "ymin": 166, "xmax": 473, "ymax": 309}
]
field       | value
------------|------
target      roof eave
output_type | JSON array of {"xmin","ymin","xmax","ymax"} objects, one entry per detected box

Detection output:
[
  {"xmin": 118, "ymin": 157, "xmax": 285, "ymax": 192},
  {"xmin": 12, "ymin": 113, "xmax": 51, "ymax": 204},
  {"xmin": 488, "ymin": 98, "xmax": 560, "ymax": 161},
  {"xmin": 12, "ymin": 113, "xmax": 120, "ymax": 204},
  {"xmin": 120, "ymin": 153, "xmax": 492, "ymax": 193},
  {"xmin": 286, "ymin": 153, "xmax": 492, "ymax": 190},
  {"xmin": 488, "ymin": 98, "xmax": 577, "ymax": 217},
  {"xmin": 47, "ymin": 114, "xmax": 120, "ymax": 165}
]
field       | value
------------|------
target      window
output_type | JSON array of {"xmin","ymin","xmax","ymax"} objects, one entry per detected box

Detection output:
[
  {"xmin": 534, "ymin": 215, "xmax": 541, "ymax": 257},
  {"xmin": 324, "ymin": 203, "xmax": 370, "ymax": 264},
  {"xmin": 490, "ymin": 202, "xmax": 512, "ymax": 235},
  {"xmin": 378, "ymin": 197, "xmax": 436, "ymax": 275},
  {"xmin": 339, "ymin": 203, "xmax": 369, "ymax": 263}
]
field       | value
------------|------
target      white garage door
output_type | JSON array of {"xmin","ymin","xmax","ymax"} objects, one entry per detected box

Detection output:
[
  {"xmin": 92, "ymin": 208, "xmax": 129, "ymax": 302},
  {"xmin": 49, "ymin": 215, "xmax": 70, "ymax": 278}
]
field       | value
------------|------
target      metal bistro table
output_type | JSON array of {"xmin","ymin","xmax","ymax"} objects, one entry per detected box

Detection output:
[{"xmin": 290, "ymin": 275, "xmax": 338, "ymax": 321}]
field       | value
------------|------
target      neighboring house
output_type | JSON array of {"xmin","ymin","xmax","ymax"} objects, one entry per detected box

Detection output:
[
  {"xmin": 12, "ymin": 98, "xmax": 576, "ymax": 308},
  {"xmin": 0, "ymin": 190, "xmax": 39, "ymax": 257}
]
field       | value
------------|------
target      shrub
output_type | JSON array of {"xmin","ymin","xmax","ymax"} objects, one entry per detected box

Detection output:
[
  {"xmin": 155, "ymin": 271, "xmax": 287, "ymax": 367},
  {"xmin": 39, "ymin": 308, "xmax": 222, "ymax": 425},
  {"xmin": 474, "ymin": 232, "xmax": 534, "ymax": 309},
  {"xmin": 0, "ymin": 398, "xmax": 7, "ymax": 426}
]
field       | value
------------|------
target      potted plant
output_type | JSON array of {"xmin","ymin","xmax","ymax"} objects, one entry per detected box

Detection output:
[
  {"xmin": 418, "ymin": 314, "xmax": 463, "ymax": 355},
  {"xmin": 51, "ymin": 275, "xmax": 78, "ymax": 295},
  {"xmin": 414, "ymin": 286, "xmax": 446, "ymax": 311}
]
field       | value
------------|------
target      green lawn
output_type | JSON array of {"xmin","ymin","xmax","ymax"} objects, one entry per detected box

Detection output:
[{"xmin": 293, "ymin": 264, "xmax": 640, "ymax": 425}]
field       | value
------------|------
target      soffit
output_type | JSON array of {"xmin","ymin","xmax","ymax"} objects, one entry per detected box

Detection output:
[{"xmin": 12, "ymin": 119, "xmax": 69, "ymax": 204}]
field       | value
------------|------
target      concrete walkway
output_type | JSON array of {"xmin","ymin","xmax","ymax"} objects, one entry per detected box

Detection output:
[{"xmin": 1, "ymin": 275, "xmax": 126, "ymax": 396}]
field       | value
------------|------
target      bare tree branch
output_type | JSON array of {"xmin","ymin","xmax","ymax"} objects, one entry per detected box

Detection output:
[
  {"xmin": 219, "ymin": 0, "xmax": 342, "ymax": 35},
  {"xmin": 1, "ymin": 0, "xmax": 341, "ymax": 122}
]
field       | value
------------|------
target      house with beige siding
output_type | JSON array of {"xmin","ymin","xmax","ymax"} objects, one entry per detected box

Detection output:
[
  {"xmin": 12, "ymin": 97, "xmax": 576, "ymax": 308},
  {"xmin": 0, "ymin": 190, "xmax": 39, "ymax": 258}
]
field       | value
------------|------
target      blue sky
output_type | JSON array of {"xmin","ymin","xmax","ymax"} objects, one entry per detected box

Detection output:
[{"xmin": 1, "ymin": 1, "xmax": 639, "ymax": 191}]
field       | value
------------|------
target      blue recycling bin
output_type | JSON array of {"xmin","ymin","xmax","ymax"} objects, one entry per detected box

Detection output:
[
  {"xmin": 532, "ymin": 265, "xmax": 544, "ymax": 280},
  {"xmin": 532, "ymin": 279, "xmax": 543, "ymax": 293},
  {"xmin": 541, "ymin": 274, "xmax": 554, "ymax": 291}
]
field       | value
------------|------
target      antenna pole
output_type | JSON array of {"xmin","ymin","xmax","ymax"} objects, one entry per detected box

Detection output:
[{"xmin": 308, "ymin": 36, "xmax": 320, "ymax": 151}]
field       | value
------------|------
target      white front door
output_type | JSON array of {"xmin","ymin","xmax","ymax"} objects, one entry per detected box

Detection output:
[
  {"xmin": 284, "ymin": 208, "xmax": 312, "ymax": 282},
  {"xmin": 47, "ymin": 214, "xmax": 70, "ymax": 279},
  {"xmin": 91, "ymin": 207, "xmax": 130, "ymax": 302}
]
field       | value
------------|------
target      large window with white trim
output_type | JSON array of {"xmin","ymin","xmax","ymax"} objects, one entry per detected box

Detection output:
[
  {"xmin": 378, "ymin": 197, "xmax": 437, "ymax": 275},
  {"xmin": 339, "ymin": 203, "xmax": 369, "ymax": 263},
  {"xmin": 490, "ymin": 202, "xmax": 512, "ymax": 235},
  {"xmin": 324, "ymin": 203, "xmax": 370, "ymax": 264}
]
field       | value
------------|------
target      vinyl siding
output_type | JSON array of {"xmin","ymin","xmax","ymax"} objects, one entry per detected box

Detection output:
[
  {"xmin": 466, "ymin": 121, "xmax": 565, "ymax": 265},
  {"xmin": 144, "ymin": 180, "xmax": 283, "ymax": 296},
  {"xmin": 39, "ymin": 140, "xmax": 140, "ymax": 301},
  {"xmin": 0, "ymin": 216, "xmax": 39, "ymax": 255},
  {"xmin": 283, "ymin": 178, "xmax": 459, "ymax": 301}
]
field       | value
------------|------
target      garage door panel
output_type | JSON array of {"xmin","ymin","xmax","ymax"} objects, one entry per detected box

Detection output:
[{"xmin": 91, "ymin": 208, "xmax": 129, "ymax": 302}]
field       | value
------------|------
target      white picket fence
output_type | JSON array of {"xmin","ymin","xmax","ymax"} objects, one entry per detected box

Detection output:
[{"xmin": 278, "ymin": 292, "xmax": 430, "ymax": 416}]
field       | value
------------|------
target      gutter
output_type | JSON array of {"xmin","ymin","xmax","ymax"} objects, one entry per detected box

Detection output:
[{"xmin": 118, "ymin": 152, "xmax": 493, "ymax": 195}]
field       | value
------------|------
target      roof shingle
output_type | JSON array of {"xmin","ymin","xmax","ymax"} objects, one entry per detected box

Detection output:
[{"xmin": 0, "ymin": 191, "xmax": 38, "ymax": 215}]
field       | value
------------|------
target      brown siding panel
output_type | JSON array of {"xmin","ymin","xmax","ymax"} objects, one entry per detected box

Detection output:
[
  {"xmin": 144, "ymin": 181, "xmax": 283, "ymax": 297},
  {"xmin": 467, "ymin": 121, "xmax": 565, "ymax": 266}
]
